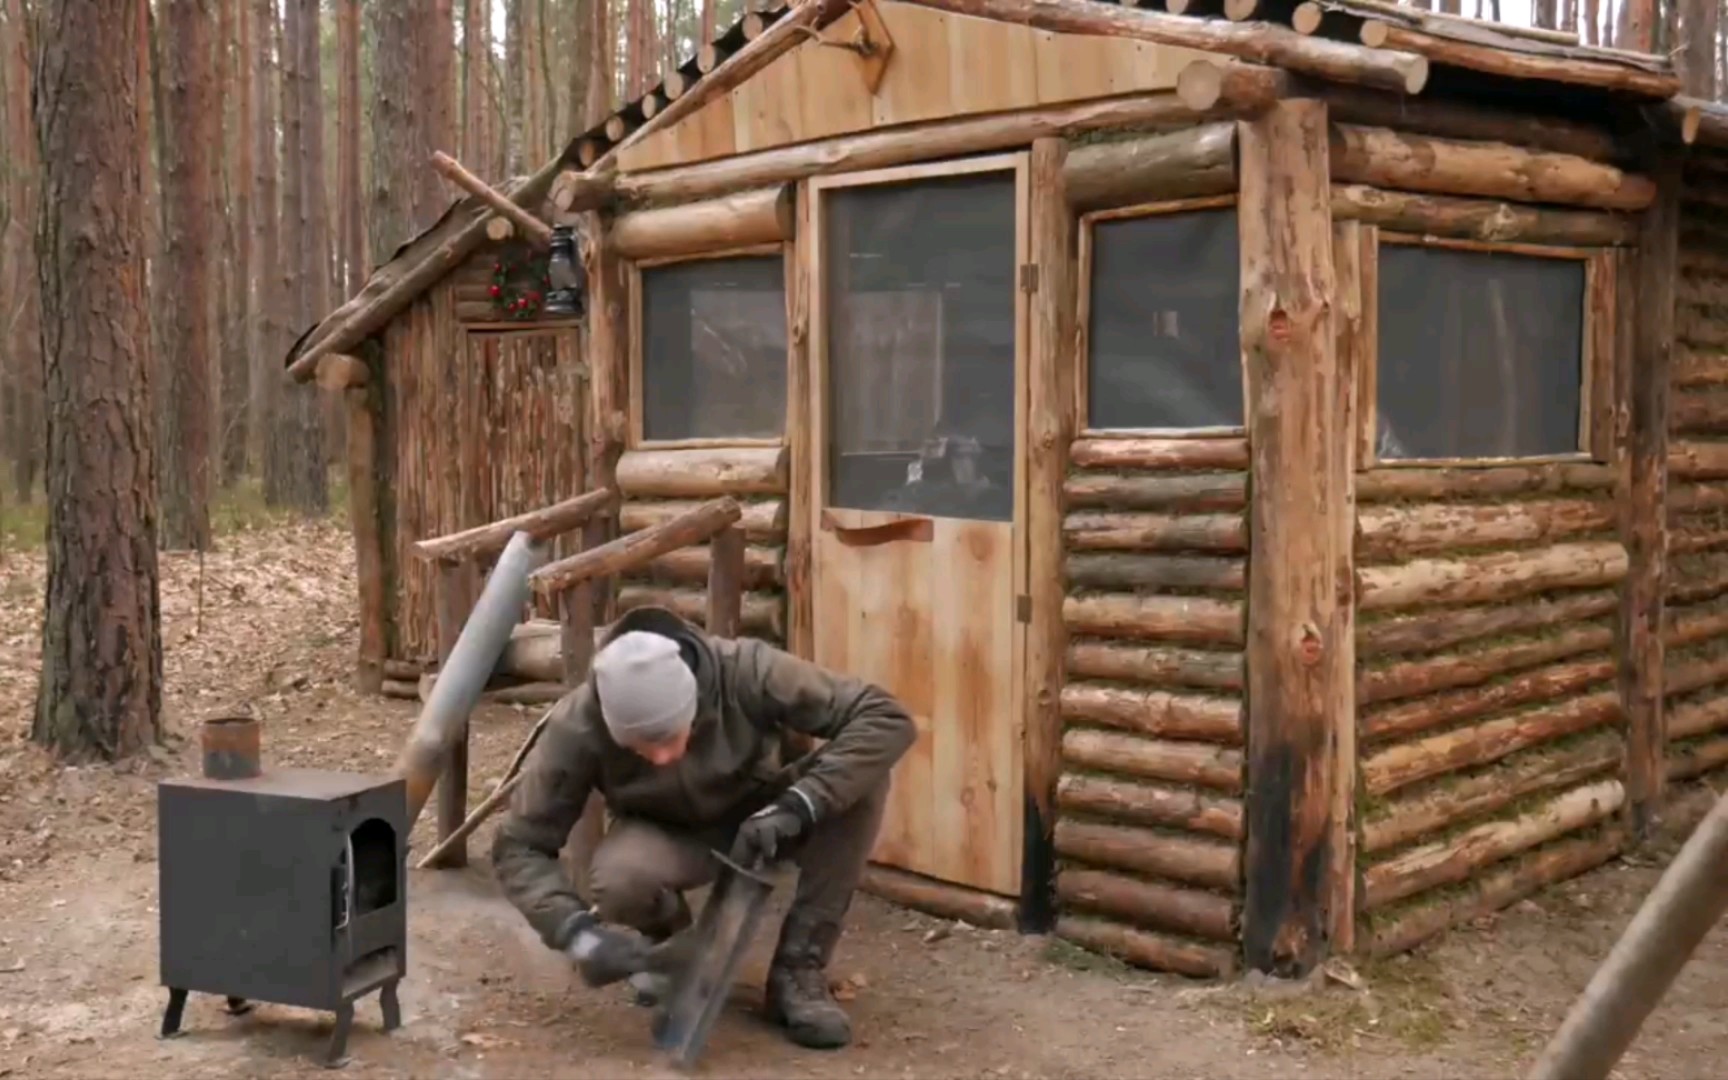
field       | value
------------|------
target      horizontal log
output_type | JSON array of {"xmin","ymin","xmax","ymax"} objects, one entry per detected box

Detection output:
[
  {"xmin": 1668, "ymin": 735, "xmax": 1728, "ymax": 780},
  {"xmin": 531, "ymin": 498, "xmax": 741, "ymax": 594},
  {"xmin": 1356, "ymin": 463, "xmax": 1613, "ymax": 502},
  {"xmin": 1063, "ymin": 471, "xmax": 1247, "ymax": 512},
  {"xmin": 901, "ymin": 0, "xmax": 1430, "ymax": 94},
  {"xmin": 1056, "ymin": 867, "xmax": 1235, "ymax": 942},
  {"xmin": 1055, "ymin": 773, "xmax": 1244, "ymax": 840},
  {"xmin": 615, "ymin": 446, "xmax": 788, "ymax": 497},
  {"xmin": 1054, "ymin": 818, "xmax": 1238, "ymax": 892},
  {"xmin": 1365, "ymin": 829, "xmax": 1625, "ymax": 957},
  {"xmin": 498, "ymin": 624, "xmax": 564, "ymax": 683},
  {"xmin": 858, "ymin": 864, "xmax": 1017, "ymax": 929},
  {"xmin": 1330, "ymin": 123, "xmax": 1656, "ymax": 211},
  {"xmin": 416, "ymin": 673, "xmax": 569, "ymax": 706},
  {"xmin": 1669, "ymin": 517, "xmax": 1728, "ymax": 556},
  {"xmin": 1332, "ymin": 184, "xmax": 1635, "ymax": 245},
  {"xmin": 1363, "ymin": 655, "xmax": 1615, "ymax": 742},
  {"xmin": 1062, "ymin": 728, "xmax": 1243, "ymax": 793},
  {"xmin": 1064, "ymin": 123, "xmax": 1236, "ymax": 212},
  {"xmin": 620, "ymin": 497, "xmax": 787, "ymax": 542},
  {"xmin": 414, "ymin": 488, "xmax": 615, "ymax": 563},
  {"xmin": 616, "ymin": 585, "xmax": 784, "ymax": 639},
  {"xmin": 1173, "ymin": 58, "xmax": 1293, "ymax": 113},
  {"xmin": 1356, "ymin": 542, "xmax": 1628, "ymax": 613},
  {"xmin": 1323, "ymin": 84, "xmax": 1620, "ymax": 162},
  {"xmin": 1669, "ymin": 441, "xmax": 1728, "ymax": 479},
  {"xmin": 1357, "ymin": 590, "xmax": 1620, "ymax": 657},
  {"xmin": 1362, "ymin": 690, "xmax": 1621, "ymax": 796},
  {"xmin": 431, "ymin": 150, "xmax": 555, "ymax": 248},
  {"xmin": 1063, "ymin": 512, "xmax": 1246, "ymax": 553},
  {"xmin": 1070, "ymin": 438, "xmax": 1248, "ymax": 471},
  {"xmin": 1667, "ymin": 484, "xmax": 1728, "ymax": 515},
  {"xmin": 1356, "ymin": 21, "xmax": 1679, "ymax": 99},
  {"xmin": 1669, "ymin": 555, "xmax": 1728, "ymax": 606},
  {"xmin": 1056, "ymin": 914, "xmax": 1237, "ymax": 978},
  {"xmin": 1356, "ymin": 499, "xmax": 1616, "ymax": 563},
  {"xmin": 1362, "ymin": 779, "xmax": 1623, "ymax": 910},
  {"xmin": 1671, "ymin": 347, "xmax": 1728, "ymax": 389},
  {"xmin": 1331, "ymin": 0, "xmax": 1588, "ymax": 46},
  {"xmin": 1666, "ymin": 601, "xmax": 1728, "ymax": 649},
  {"xmin": 1065, "ymin": 640, "xmax": 1243, "ymax": 692},
  {"xmin": 1667, "ymin": 694, "xmax": 1728, "ymax": 742},
  {"xmin": 1066, "ymin": 552, "xmax": 1245, "ymax": 593},
  {"xmin": 1059, "ymin": 683, "xmax": 1241, "ymax": 744},
  {"xmin": 612, "ymin": 185, "xmax": 794, "ymax": 261},
  {"xmin": 1359, "ymin": 623, "xmax": 1614, "ymax": 706},
  {"xmin": 1064, "ymin": 594, "xmax": 1244, "ymax": 647},
  {"xmin": 1667, "ymin": 650, "xmax": 1728, "ymax": 697},
  {"xmin": 1665, "ymin": 388, "xmax": 1728, "ymax": 435},
  {"xmin": 1362, "ymin": 733, "xmax": 1622, "ymax": 854},
  {"xmin": 383, "ymin": 658, "xmax": 429, "ymax": 680},
  {"xmin": 632, "ymin": 542, "xmax": 782, "ymax": 590},
  {"xmin": 382, "ymin": 678, "xmax": 419, "ymax": 700}
]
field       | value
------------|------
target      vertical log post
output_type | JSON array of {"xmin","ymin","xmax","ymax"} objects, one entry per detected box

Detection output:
[
  {"xmin": 707, "ymin": 525, "xmax": 746, "ymax": 637},
  {"xmin": 344, "ymin": 381, "xmax": 387, "ymax": 694},
  {"xmin": 1238, "ymin": 96, "xmax": 1350, "ymax": 977},
  {"xmin": 781, "ymin": 186, "xmax": 818, "ymax": 764},
  {"xmin": 1620, "ymin": 148, "xmax": 1678, "ymax": 838},
  {"xmin": 1021, "ymin": 136, "xmax": 1076, "ymax": 934},
  {"xmin": 557, "ymin": 526, "xmax": 605, "ymax": 899},
  {"xmin": 429, "ymin": 558, "xmax": 480, "ymax": 868},
  {"xmin": 583, "ymin": 211, "xmax": 630, "ymax": 626}
]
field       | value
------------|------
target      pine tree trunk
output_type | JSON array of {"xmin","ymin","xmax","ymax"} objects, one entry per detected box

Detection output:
[
  {"xmin": 627, "ymin": 0, "xmax": 642, "ymax": 98},
  {"xmin": 534, "ymin": 0, "xmax": 555, "ymax": 162},
  {"xmin": 1534, "ymin": 0, "xmax": 1559, "ymax": 29},
  {"xmin": 251, "ymin": 0, "xmax": 279, "ymax": 486},
  {"xmin": 1681, "ymin": 0, "xmax": 1718, "ymax": 97},
  {"xmin": 1, "ymin": 0, "xmax": 43, "ymax": 505},
  {"xmin": 568, "ymin": 0, "xmax": 595, "ymax": 129},
  {"xmin": 371, "ymin": 0, "xmax": 454, "ymax": 268},
  {"xmin": 702, "ymin": 0, "xmax": 715, "ymax": 42},
  {"xmin": 222, "ymin": 0, "xmax": 251, "ymax": 486},
  {"xmin": 32, "ymin": 0, "xmax": 165, "ymax": 762},
  {"xmin": 507, "ymin": 0, "xmax": 524, "ymax": 175},
  {"xmin": 1585, "ymin": 0, "xmax": 1601, "ymax": 45},
  {"xmin": 463, "ymin": 0, "xmax": 492, "ymax": 173},
  {"xmin": 159, "ymin": 0, "xmax": 216, "ymax": 551},
  {"xmin": 338, "ymin": 0, "xmax": 364, "ymax": 297},
  {"xmin": 298, "ymin": 0, "xmax": 340, "ymax": 470}
]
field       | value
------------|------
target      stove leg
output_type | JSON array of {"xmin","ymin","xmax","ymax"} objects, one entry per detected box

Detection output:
[
  {"xmin": 380, "ymin": 980, "xmax": 402, "ymax": 1032},
  {"xmin": 321, "ymin": 1002, "xmax": 355, "ymax": 1069},
  {"xmin": 224, "ymin": 996, "xmax": 253, "ymax": 1016},
  {"xmin": 160, "ymin": 987, "xmax": 189, "ymax": 1039}
]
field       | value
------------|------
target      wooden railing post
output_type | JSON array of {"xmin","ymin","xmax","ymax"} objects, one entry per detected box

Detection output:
[
  {"xmin": 429, "ymin": 557, "xmax": 480, "ymax": 868},
  {"xmin": 706, "ymin": 524, "xmax": 746, "ymax": 637},
  {"xmin": 558, "ymin": 523, "xmax": 606, "ymax": 899}
]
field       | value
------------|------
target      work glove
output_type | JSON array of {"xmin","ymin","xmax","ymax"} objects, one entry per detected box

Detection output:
[
  {"xmin": 559, "ymin": 910, "xmax": 651, "ymax": 988},
  {"xmin": 728, "ymin": 790, "xmax": 815, "ymax": 869}
]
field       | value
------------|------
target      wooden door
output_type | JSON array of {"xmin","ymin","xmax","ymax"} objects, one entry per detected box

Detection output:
[
  {"xmin": 462, "ymin": 325, "xmax": 587, "ymax": 617},
  {"xmin": 808, "ymin": 156, "xmax": 1028, "ymax": 897}
]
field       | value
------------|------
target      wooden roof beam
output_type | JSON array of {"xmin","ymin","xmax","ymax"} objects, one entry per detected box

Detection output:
[{"xmin": 432, "ymin": 150, "xmax": 554, "ymax": 248}]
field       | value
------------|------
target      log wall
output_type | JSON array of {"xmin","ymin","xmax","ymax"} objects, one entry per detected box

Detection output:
[
  {"xmin": 1351, "ymin": 464, "xmax": 1630, "ymax": 956},
  {"xmin": 376, "ymin": 244, "xmax": 588, "ymax": 664},
  {"xmin": 1665, "ymin": 148, "xmax": 1728, "ymax": 782},
  {"xmin": 611, "ymin": 445, "xmax": 790, "ymax": 644},
  {"xmin": 1049, "ymin": 436, "xmax": 1248, "ymax": 979}
]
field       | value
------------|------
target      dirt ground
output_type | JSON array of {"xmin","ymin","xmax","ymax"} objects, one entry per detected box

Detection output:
[{"xmin": 5, "ymin": 517, "xmax": 1728, "ymax": 1079}]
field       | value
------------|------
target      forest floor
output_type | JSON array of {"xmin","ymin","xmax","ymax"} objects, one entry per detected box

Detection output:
[{"xmin": 4, "ymin": 506, "xmax": 1728, "ymax": 1079}]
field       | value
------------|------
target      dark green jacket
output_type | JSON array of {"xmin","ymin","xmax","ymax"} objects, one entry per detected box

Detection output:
[{"xmin": 491, "ymin": 606, "xmax": 916, "ymax": 949}]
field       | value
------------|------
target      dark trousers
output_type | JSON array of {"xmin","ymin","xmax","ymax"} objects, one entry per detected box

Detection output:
[{"xmin": 586, "ymin": 776, "xmax": 890, "ymax": 964}]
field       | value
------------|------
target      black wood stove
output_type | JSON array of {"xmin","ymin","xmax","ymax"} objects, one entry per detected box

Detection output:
[{"xmin": 156, "ymin": 716, "xmax": 408, "ymax": 1068}]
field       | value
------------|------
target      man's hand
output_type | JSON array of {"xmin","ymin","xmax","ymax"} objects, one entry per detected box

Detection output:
[
  {"xmin": 729, "ymin": 791, "xmax": 814, "ymax": 869},
  {"xmin": 560, "ymin": 911, "xmax": 651, "ymax": 987}
]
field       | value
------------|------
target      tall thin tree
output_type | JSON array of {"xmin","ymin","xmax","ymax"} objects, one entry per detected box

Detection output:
[
  {"xmin": 32, "ymin": 0, "xmax": 164, "ymax": 760},
  {"xmin": 1, "ymin": 0, "xmax": 42, "ymax": 504},
  {"xmin": 250, "ymin": 0, "xmax": 279, "ymax": 479},
  {"xmin": 159, "ymin": 0, "xmax": 217, "ymax": 551}
]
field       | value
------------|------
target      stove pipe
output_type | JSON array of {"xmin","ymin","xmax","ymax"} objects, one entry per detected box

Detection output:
[{"xmin": 201, "ymin": 715, "xmax": 262, "ymax": 780}]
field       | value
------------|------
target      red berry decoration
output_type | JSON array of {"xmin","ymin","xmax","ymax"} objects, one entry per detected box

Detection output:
[{"xmin": 489, "ymin": 284, "xmax": 502, "ymax": 298}]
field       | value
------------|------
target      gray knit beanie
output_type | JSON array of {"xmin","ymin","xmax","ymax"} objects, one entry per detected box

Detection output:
[{"xmin": 592, "ymin": 630, "xmax": 698, "ymax": 745}]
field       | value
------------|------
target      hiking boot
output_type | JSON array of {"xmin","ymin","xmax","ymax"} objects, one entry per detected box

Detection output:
[
  {"xmin": 764, "ymin": 916, "xmax": 851, "ymax": 1050},
  {"xmin": 628, "ymin": 970, "xmax": 671, "ymax": 1008}
]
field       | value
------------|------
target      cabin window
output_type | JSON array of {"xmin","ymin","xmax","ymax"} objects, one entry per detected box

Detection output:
[
  {"xmin": 637, "ymin": 253, "xmax": 787, "ymax": 442},
  {"xmin": 1083, "ymin": 204, "xmax": 1241, "ymax": 432},
  {"xmin": 1375, "ymin": 240, "xmax": 1589, "ymax": 462},
  {"xmin": 821, "ymin": 171, "xmax": 1017, "ymax": 522}
]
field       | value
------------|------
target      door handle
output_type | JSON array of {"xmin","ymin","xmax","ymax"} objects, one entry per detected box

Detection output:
[{"xmin": 820, "ymin": 510, "xmax": 934, "ymax": 547}]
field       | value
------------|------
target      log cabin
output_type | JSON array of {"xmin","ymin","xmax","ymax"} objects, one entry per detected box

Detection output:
[{"xmin": 281, "ymin": 0, "xmax": 1728, "ymax": 980}]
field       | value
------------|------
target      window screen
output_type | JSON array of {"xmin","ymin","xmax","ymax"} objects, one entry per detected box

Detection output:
[
  {"xmin": 640, "ymin": 255, "xmax": 787, "ymax": 441},
  {"xmin": 1087, "ymin": 208, "xmax": 1241, "ymax": 431},
  {"xmin": 822, "ymin": 172, "xmax": 1017, "ymax": 522},
  {"xmin": 1377, "ymin": 244, "xmax": 1586, "ymax": 461}
]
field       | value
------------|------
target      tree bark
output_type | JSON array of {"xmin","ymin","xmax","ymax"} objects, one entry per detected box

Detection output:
[
  {"xmin": 32, "ymin": 0, "xmax": 165, "ymax": 761},
  {"xmin": 1061, "ymin": 728, "xmax": 1244, "ymax": 792},
  {"xmin": 338, "ymin": 0, "xmax": 364, "ymax": 297},
  {"xmin": 158, "ymin": 0, "xmax": 217, "ymax": 551},
  {"xmin": 370, "ymin": 0, "xmax": 454, "ymax": 270},
  {"xmin": 248, "ymin": 0, "xmax": 278, "ymax": 478},
  {"xmin": 1, "ymin": 0, "xmax": 43, "ymax": 504},
  {"xmin": 1056, "ymin": 773, "xmax": 1245, "ymax": 838},
  {"xmin": 225, "ymin": 0, "xmax": 253, "ymax": 485},
  {"xmin": 463, "ymin": 0, "xmax": 493, "ymax": 177}
]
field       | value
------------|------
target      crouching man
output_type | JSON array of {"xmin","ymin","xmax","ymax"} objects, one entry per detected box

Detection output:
[{"xmin": 491, "ymin": 605, "xmax": 916, "ymax": 1050}]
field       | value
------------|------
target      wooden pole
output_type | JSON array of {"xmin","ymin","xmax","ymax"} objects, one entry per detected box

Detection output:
[
  {"xmin": 413, "ymin": 487, "xmax": 615, "ymax": 562},
  {"xmin": 530, "ymin": 497, "xmax": 743, "ymax": 596},
  {"xmin": 706, "ymin": 525, "xmax": 746, "ymax": 636},
  {"xmin": 343, "ymin": 383, "xmax": 387, "ymax": 695},
  {"xmin": 1021, "ymin": 136, "xmax": 1075, "ymax": 935},
  {"xmin": 1063, "ymin": 123, "xmax": 1236, "ymax": 212},
  {"xmin": 611, "ymin": 186, "xmax": 794, "ymax": 261},
  {"xmin": 1526, "ymin": 792, "xmax": 1728, "ymax": 1080},
  {"xmin": 1620, "ymin": 150, "xmax": 1679, "ymax": 837},
  {"xmin": 1238, "ymin": 96, "xmax": 1349, "ymax": 977},
  {"xmin": 431, "ymin": 149, "xmax": 555, "ymax": 248},
  {"xmin": 558, "ymin": 528, "xmax": 605, "ymax": 899},
  {"xmin": 584, "ymin": 210, "xmax": 629, "ymax": 624}
]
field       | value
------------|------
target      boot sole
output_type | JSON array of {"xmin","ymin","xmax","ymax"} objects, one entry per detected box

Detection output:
[{"xmin": 765, "ymin": 998, "xmax": 851, "ymax": 1050}]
